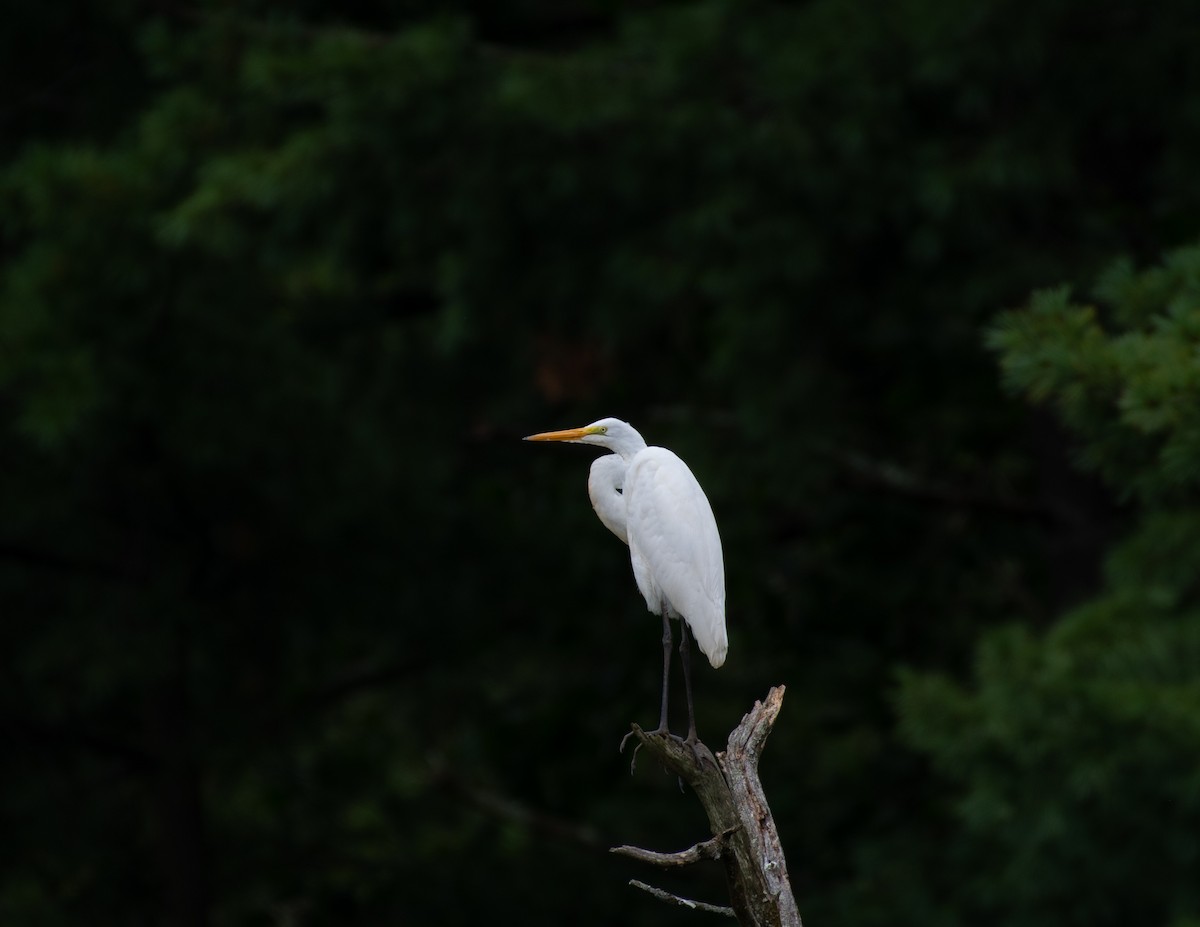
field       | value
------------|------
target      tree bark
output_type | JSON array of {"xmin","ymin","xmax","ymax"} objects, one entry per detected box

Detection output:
[{"xmin": 612, "ymin": 686, "xmax": 800, "ymax": 927}]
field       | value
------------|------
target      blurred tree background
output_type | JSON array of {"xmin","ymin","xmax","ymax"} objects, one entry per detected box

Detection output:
[{"xmin": 3, "ymin": 1, "xmax": 1199, "ymax": 925}]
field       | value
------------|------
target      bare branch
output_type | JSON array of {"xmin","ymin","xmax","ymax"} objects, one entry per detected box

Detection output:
[
  {"xmin": 610, "ymin": 834, "xmax": 725, "ymax": 867},
  {"xmin": 429, "ymin": 756, "xmax": 602, "ymax": 851},
  {"xmin": 0, "ymin": 540, "xmax": 139, "ymax": 582},
  {"xmin": 629, "ymin": 880, "xmax": 736, "ymax": 918},
  {"xmin": 2, "ymin": 717, "xmax": 154, "ymax": 772},
  {"xmin": 824, "ymin": 444, "xmax": 1054, "ymax": 520}
]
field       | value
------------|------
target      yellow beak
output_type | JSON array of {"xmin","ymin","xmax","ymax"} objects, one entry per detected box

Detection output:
[{"xmin": 524, "ymin": 426, "xmax": 594, "ymax": 442}]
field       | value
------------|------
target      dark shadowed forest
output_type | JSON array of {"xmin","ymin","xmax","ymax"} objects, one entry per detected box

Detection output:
[{"xmin": 4, "ymin": 2, "xmax": 1200, "ymax": 925}]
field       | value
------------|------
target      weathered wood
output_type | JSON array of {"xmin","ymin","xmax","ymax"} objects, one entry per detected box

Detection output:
[
  {"xmin": 615, "ymin": 686, "xmax": 801, "ymax": 927},
  {"xmin": 719, "ymin": 688, "xmax": 801, "ymax": 927},
  {"xmin": 629, "ymin": 880, "xmax": 737, "ymax": 918},
  {"xmin": 610, "ymin": 835, "xmax": 725, "ymax": 867}
]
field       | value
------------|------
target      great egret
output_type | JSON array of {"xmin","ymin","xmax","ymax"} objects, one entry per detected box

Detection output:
[{"xmin": 525, "ymin": 417, "xmax": 726, "ymax": 743}]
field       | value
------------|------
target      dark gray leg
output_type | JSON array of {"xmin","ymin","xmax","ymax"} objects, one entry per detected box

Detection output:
[
  {"xmin": 657, "ymin": 611, "xmax": 672, "ymax": 733},
  {"xmin": 679, "ymin": 620, "xmax": 698, "ymax": 743}
]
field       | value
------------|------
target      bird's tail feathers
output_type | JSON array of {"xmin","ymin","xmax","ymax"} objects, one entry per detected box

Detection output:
[{"xmin": 696, "ymin": 623, "xmax": 728, "ymax": 669}]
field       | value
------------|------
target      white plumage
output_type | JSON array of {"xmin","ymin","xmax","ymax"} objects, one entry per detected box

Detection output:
[
  {"xmin": 621, "ymin": 448, "xmax": 727, "ymax": 667},
  {"xmin": 526, "ymin": 416, "xmax": 727, "ymax": 739}
]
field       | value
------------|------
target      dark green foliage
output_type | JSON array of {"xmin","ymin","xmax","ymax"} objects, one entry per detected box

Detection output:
[
  {"xmin": 990, "ymin": 246, "xmax": 1200, "ymax": 500},
  {"xmin": 3, "ymin": 1, "xmax": 1200, "ymax": 924},
  {"xmin": 900, "ymin": 247, "xmax": 1200, "ymax": 927}
]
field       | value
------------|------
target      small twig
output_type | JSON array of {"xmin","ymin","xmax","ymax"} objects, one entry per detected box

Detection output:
[
  {"xmin": 2, "ymin": 718, "xmax": 155, "ymax": 773},
  {"xmin": 628, "ymin": 880, "xmax": 736, "ymax": 918},
  {"xmin": 429, "ymin": 756, "xmax": 602, "ymax": 851},
  {"xmin": 0, "ymin": 540, "xmax": 139, "ymax": 582},
  {"xmin": 821, "ymin": 443, "xmax": 1056, "ymax": 520},
  {"xmin": 610, "ymin": 834, "xmax": 726, "ymax": 867}
]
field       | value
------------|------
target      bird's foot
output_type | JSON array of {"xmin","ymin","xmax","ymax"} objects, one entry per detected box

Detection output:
[
  {"xmin": 620, "ymin": 725, "xmax": 685, "ymax": 774},
  {"xmin": 619, "ymin": 728, "xmax": 644, "ymax": 774},
  {"xmin": 647, "ymin": 725, "xmax": 685, "ymax": 745},
  {"xmin": 681, "ymin": 733, "xmax": 717, "ymax": 770}
]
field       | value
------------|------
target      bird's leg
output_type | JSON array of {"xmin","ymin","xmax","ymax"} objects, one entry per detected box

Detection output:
[
  {"xmin": 679, "ymin": 620, "xmax": 699, "ymax": 744},
  {"xmin": 657, "ymin": 611, "xmax": 673, "ymax": 734},
  {"xmin": 619, "ymin": 612, "xmax": 676, "ymax": 761}
]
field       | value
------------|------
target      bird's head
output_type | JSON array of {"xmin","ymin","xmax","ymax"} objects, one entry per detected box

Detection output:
[{"xmin": 524, "ymin": 417, "xmax": 647, "ymax": 459}]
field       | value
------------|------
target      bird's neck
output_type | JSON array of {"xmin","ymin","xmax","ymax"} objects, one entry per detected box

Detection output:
[
  {"xmin": 607, "ymin": 429, "xmax": 647, "ymax": 461},
  {"xmin": 588, "ymin": 454, "xmax": 630, "ymax": 544}
]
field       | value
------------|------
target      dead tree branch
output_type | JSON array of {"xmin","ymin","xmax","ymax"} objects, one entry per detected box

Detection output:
[
  {"xmin": 610, "ymin": 834, "xmax": 726, "ymax": 867},
  {"xmin": 629, "ymin": 880, "xmax": 737, "ymax": 918},
  {"xmin": 615, "ymin": 686, "xmax": 801, "ymax": 927},
  {"xmin": 429, "ymin": 755, "xmax": 603, "ymax": 851}
]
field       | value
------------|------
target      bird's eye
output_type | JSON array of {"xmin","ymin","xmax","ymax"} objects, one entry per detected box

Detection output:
[{"xmin": 597, "ymin": 426, "xmax": 608, "ymax": 434}]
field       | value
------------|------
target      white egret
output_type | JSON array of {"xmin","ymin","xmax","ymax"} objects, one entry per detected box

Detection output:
[{"xmin": 525, "ymin": 417, "xmax": 726, "ymax": 743}]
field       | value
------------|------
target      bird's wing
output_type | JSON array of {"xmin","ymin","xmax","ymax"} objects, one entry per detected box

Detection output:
[{"xmin": 625, "ymin": 447, "xmax": 727, "ymax": 668}]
